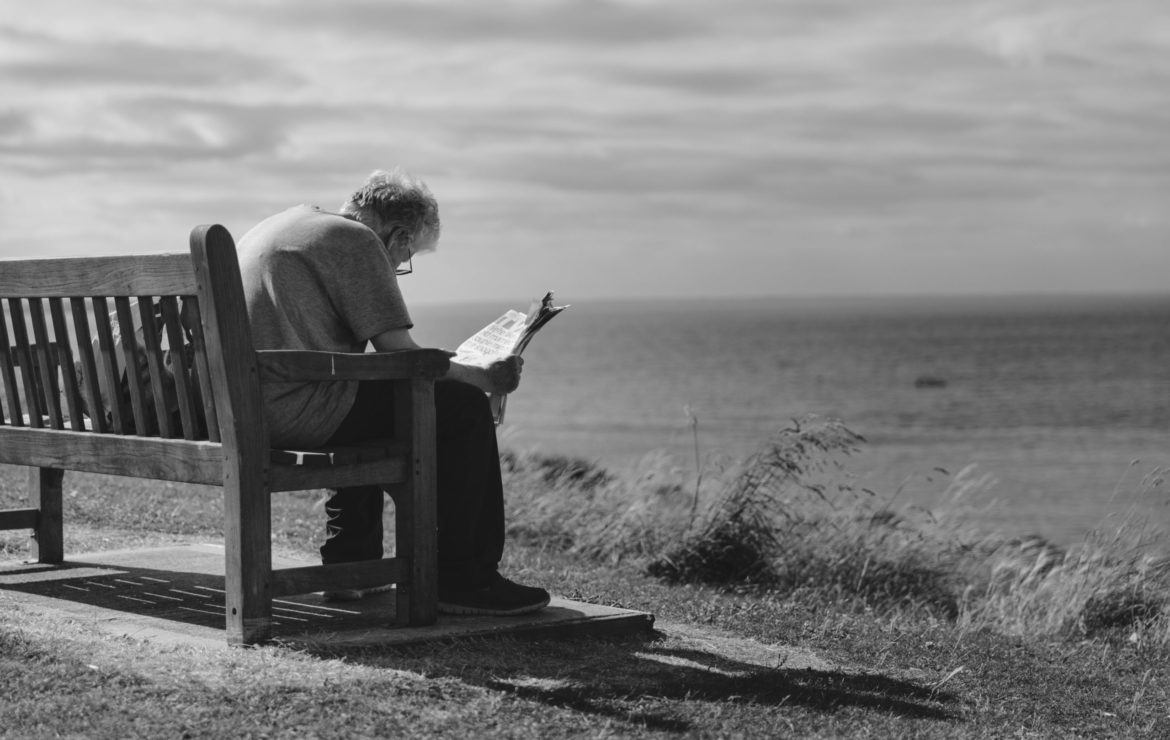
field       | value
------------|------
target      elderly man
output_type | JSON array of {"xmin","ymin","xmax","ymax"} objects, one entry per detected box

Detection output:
[{"xmin": 237, "ymin": 168, "xmax": 549, "ymax": 616}]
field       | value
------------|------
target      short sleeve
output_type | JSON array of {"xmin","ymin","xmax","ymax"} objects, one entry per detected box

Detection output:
[{"xmin": 315, "ymin": 230, "xmax": 413, "ymax": 342}]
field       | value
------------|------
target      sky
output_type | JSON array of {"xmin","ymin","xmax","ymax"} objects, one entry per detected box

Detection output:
[{"xmin": 1, "ymin": 0, "xmax": 1168, "ymax": 304}]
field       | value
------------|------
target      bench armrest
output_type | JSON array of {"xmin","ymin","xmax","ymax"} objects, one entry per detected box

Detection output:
[{"xmin": 255, "ymin": 348, "xmax": 451, "ymax": 383}]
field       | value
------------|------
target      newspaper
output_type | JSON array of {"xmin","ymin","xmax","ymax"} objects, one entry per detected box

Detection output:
[{"xmin": 453, "ymin": 291, "xmax": 569, "ymax": 424}]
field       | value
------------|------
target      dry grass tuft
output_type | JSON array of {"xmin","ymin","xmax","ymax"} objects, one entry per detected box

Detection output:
[
  {"xmin": 961, "ymin": 470, "xmax": 1170, "ymax": 645},
  {"xmin": 504, "ymin": 419, "xmax": 1170, "ymax": 644}
]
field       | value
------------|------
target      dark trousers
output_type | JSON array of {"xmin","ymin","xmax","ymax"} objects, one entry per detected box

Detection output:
[{"xmin": 320, "ymin": 379, "xmax": 505, "ymax": 590}]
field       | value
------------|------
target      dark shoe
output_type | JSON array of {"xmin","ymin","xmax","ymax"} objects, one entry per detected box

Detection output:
[
  {"xmin": 438, "ymin": 574, "xmax": 550, "ymax": 616},
  {"xmin": 322, "ymin": 583, "xmax": 395, "ymax": 602}
]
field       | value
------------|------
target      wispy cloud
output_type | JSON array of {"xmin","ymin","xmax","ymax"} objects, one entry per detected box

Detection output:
[
  {"xmin": 1, "ymin": 0, "xmax": 1167, "ymax": 298},
  {"xmin": 245, "ymin": 0, "xmax": 709, "ymax": 45},
  {"xmin": 3, "ymin": 28, "xmax": 291, "ymax": 87}
]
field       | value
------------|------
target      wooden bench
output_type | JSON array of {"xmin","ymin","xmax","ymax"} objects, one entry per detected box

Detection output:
[{"xmin": 0, "ymin": 224, "xmax": 449, "ymax": 645}]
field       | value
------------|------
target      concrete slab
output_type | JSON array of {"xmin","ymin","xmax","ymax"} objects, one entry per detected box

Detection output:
[{"xmin": 0, "ymin": 544, "xmax": 654, "ymax": 649}]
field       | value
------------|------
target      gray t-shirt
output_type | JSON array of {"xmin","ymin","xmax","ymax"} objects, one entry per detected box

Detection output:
[{"xmin": 238, "ymin": 205, "xmax": 412, "ymax": 447}]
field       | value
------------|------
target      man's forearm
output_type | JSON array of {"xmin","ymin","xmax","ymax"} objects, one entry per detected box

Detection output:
[
  {"xmin": 445, "ymin": 360, "xmax": 490, "ymax": 391},
  {"xmin": 368, "ymin": 327, "xmax": 513, "ymax": 392},
  {"xmin": 447, "ymin": 358, "xmax": 521, "ymax": 394}
]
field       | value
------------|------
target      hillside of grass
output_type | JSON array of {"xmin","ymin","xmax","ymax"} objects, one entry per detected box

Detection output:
[
  {"xmin": 1, "ymin": 416, "xmax": 1168, "ymax": 737},
  {"xmin": 503, "ymin": 417, "xmax": 1170, "ymax": 649}
]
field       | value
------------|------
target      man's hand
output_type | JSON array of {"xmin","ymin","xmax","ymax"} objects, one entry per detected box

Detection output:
[
  {"xmin": 377, "ymin": 323, "xmax": 525, "ymax": 393},
  {"xmin": 482, "ymin": 355, "xmax": 523, "ymax": 394}
]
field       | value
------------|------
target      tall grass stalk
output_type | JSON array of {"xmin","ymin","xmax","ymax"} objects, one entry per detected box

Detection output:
[
  {"xmin": 960, "ymin": 467, "xmax": 1169, "ymax": 645},
  {"xmin": 503, "ymin": 420, "xmax": 1170, "ymax": 645},
  {"xmin": 684, "ymin": 405, "xmax": 703, "ymax": 534}
]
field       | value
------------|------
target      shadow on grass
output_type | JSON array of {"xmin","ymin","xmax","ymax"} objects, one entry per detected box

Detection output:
[
  {"xmin": 306, "ymin": 631, "xmax": 959, "ymax": 733},
  {"xmin": 0, "ymin": 553, "xmax": 386, "ymax": 637},
  {"xmin": 1, "ymin": 554, "xmax": 958, "ymax": 732}
]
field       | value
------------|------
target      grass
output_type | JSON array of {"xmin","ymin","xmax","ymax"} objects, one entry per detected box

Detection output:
[
  {"xmin": 506, "ymin": 417, "xmax": 1170, "ymax": 646},
  {"xmin": 1, "ymin": 418, "xmax": 1169, "ymax": 737}
]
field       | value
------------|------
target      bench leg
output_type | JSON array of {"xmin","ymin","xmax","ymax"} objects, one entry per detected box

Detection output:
[
  {"xmin": 29, "ymin": 467, "xmax": 63, "ymax": 564},
  {"xmin": 391, "ymin": 485, "xmax": 436, "ymax": 626},
  {"xmin": 223, "ymin": 477, "xmax": 272, "ymax": 645},
  {"xmin": 391, "ymin": 490, "xmax": 410, "ymax": 626},
  {"xmin": 392, "ymin": 378, "xmax": 438, "ymax": 626}
]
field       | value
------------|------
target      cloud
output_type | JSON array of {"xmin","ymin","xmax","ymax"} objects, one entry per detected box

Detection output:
[
  {"xmin": 1, "ymin": 0, "xmax": 1168, "ymax": 296},
  {"xmin": 0, "ymin": 110, "xmax": 32, "ymax": 137},
  {"xmin": 243, "ymin": 0, "xmax": 708, "ymax": 46},
  {"xmin": 861, "ymin": 40, "xmax": 1004, "ymax": 75},
  {"xmin": 600, "ymin": 66, "xmax": 790, "ymax": 97},
  {"xmin": 2, "ymin": 26, "xmax": 292, "ymax": 88},
  {"xmin": 0, "ymin": 97, "xmax": 347, "ymax": 175}
]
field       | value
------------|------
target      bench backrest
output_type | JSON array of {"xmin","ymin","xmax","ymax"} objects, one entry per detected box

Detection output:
[
  {"xmin": 0, "ymin": 253, "xmax": 216, "ymax": 439},
  {"xmin": 0, "ymin": 225, "xmax": 264, "ymax": 485}
]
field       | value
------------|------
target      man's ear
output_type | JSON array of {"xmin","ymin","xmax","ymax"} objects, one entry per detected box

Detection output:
[{"xmin": 385, "ymin": 225, "xmax": 410, "ymax": 250}]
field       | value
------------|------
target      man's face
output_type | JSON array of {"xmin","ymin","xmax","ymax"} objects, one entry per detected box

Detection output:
[
  {"xmin": 411, "ymin": 232, "xmax": 439, "ymax": 257},
  {"xmin": 378, "ymin": 226, "xmax": 406, "ymax": 263},
  {"xmin": 383, "ymin": 226, "xmax": 437, "ymax": 268}
]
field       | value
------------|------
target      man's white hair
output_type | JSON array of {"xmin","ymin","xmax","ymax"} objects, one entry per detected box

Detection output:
[{"xmin": 341, "ymin": 168, "xmax": 440, "ymax": 252}]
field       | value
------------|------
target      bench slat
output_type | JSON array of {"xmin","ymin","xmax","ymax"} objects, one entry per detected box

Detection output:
[
  {"xmin": 270, "ymin": 558, "xmax": 408, "ymax": 598},
  {"xmin": 269, "ymin": 438, "xmax": 404, "ymax": 467},
  {"xmin": 183, "ymin": 297, "xmax": 220, "ymax": 443},
  {"xmin": 137, "ymin": 296, "xmax": 175, "ymax": 438},
  {"xmin": 0, "ymin": 507, "xmax": 39, "ymax": 530},
  {"xmin": 113, "ymin": 297, "xmax": 151, "ymax": 435},
  {"xmin": 0, "ymin": 253, "xmax": 196, "ymax": 297},
  {"xmin": 70, "ymin": 297, "xmax": 106, "ymax": 433},
  {"xmin": 159, "ymin": 297, "xmax": 201, "ymax": 441},
  {"xmin": 0, "ymin": 426, "xmax": 224, "ymax": 484},
  {"xmin": 92, "ymin": 297, "xmax": 127, "ymax": 434},
  {"xmin": 49, "ymin": 299, "xmax": 86, "ymax": 432},
  {"xmin": 256, "ymin": 348, "xmax": 451, "ymax": 382},
  {"xmin": 27, "ymin": 299, "xmax": 64, "ymax": 430},
  {"xmin": 7, "ymin": 299, "xmax": 43, "ymax": 428},
  {"xmin": 269, "ymin": 456, "xmax": 409, "ymax": 493},
  {"xmin": 0, "ymin": 307, "xmax": 21, "ymax": 424}
]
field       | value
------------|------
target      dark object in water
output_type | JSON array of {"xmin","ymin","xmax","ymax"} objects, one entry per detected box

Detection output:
[{"xmin": 915, "ymin": 376, "xmax": 947, "ymax": 389}]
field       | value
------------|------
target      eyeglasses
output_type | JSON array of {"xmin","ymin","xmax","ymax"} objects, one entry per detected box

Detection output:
[{"xmin": 395, "ymin": 254, "xmax": 413, "ymax": 276}]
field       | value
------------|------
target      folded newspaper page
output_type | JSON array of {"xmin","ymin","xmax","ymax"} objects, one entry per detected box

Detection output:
[{"xmin": 453, "ymin": 291, "xmax": 569, "ymax": 424}]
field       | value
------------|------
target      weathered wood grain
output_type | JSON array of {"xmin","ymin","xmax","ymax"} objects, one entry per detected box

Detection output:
[
  {"xmin": 0, "ymin": 423, "xmax": 223, "ymax": 482},
  {"xmin": 270, "ymin": 558, "xmax": 408, "ymax": 598},
  {"xmin": 256, "ymin": 348, "xmax": 451, "ymax": 382},
  {"xmin": 268, "ymin": 438, "xmax": 403, "ymax": 467},
  {"xmin": 0, "ymin": 508, "xmax": 39, "ymax": 530},
  {"xmin": 269, "ymin": 456, "xmax": 408, "ymax": 493},
  {"xmin": 70, "ymin": 297, "xmax": 106, "ymax": 433},
  {"xmin": 0, "ymin": 426, "xmax": 224, "ymax": 484},
  {"xmin": 159, "ymin": 296, "xmax": 200, "ymax": 440},
  {"xmin": 92, "ymin": 297, "xmax": 126, "ymax": 433},
  {"xmin": 0, "ymin": 306, "xmax": 22, "ymax": 424},
  {"xmin": 183, "ymin": 298, "xmax": 220, "ymax": 443},
  {"xmin": 191, "ymin": 223, "xmax": 274, "ymax": 645},
  {"xmin": 406, "ymin": 378, "xmax": 439, "ymax": 626},
  {"xmin": 49, "ymin": 299, "xmax": 86, "ymax": 432},
  {"xmin": 0, "ymin": 253, "xmax": 196, "ymax": 297},
  {"xmin": 27, "ymin": 300, "xmax": 64, "ymax": 429},
  {"xmin": 29, "ymin": 467, "xmax": 64, "ymax": 563},
  {"xmin": 7, "ymin": 299, "xmax": 43, "ymax": 427},
  {"xmin": 136, "ymin": 296, "xmax": 174, "ymax": 437},
  {"xmin": 114, "ymin": 297, "xmax": 150, "ymax": 435}
]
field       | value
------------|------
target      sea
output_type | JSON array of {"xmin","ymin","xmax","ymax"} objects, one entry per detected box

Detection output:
[{"xmin": 410, "ymin": 294, "xmax": 1170, "ymax": 547}]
